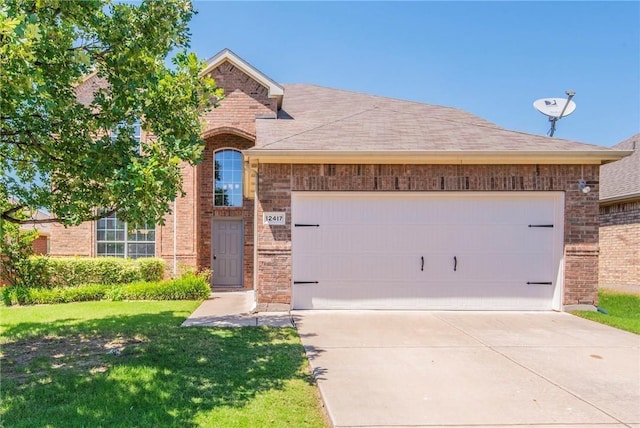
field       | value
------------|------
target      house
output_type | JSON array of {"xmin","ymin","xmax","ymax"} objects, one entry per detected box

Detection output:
[
  {"xmin": 7, "ymin": 198, "xmax": 50, "ymax": 255},
  {"xmin": 49, "ymin": 48, "xmax": 630, "ymax": 311},
  {"xmin": 23, "ymin": 218, "xmax": 50, "ymax": 255},
  {"xmin": 599, "ymin": 133, "xmax": 639, "ymax": 289}
]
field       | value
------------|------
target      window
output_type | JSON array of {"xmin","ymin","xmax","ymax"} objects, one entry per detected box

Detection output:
[
  {"xmin": 96, "ymin": 212, "xmax": 155, "ymax": 259},
  {"xmin": 214, "ymin": 149, "xmax": 243, "ymax": 207},
  {"xmin": 111, "ymin": 121, "xmax": 142, "ymax": 153}
]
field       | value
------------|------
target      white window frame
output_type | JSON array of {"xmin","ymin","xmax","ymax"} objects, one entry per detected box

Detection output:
[
  {"xmin": 96, "ymin": 212, "xmax": 156, "ymax": 259},
  {"xmin": 214, "ymin": 148, "xmax": 243, "ymax": 207}
]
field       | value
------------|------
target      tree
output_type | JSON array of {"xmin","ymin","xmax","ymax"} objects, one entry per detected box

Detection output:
[
  {"xmin": 0, "ymin": 201, "xmax": 37, "ymax": 287},
  {"xmin": 0, "ymin": 0, "xmax": 223, "ymax": 228}
]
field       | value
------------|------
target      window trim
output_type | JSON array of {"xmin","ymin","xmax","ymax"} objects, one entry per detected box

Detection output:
[{"xmin": 95, "ymin": 212, "xmax": 156, "ymax": 259}]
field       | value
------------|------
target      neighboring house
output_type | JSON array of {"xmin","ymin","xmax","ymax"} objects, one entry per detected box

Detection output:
[
  {"xmin": 599, "ymin": 133, "xmax": 639, "ymax": 288},
  {"xmin": 1, "ymin": 209, "xmax": 49, "ymax": 286},
  {"xmin": 24, "ymin": 218, "xmax": 50, "ymax": 255},
  {"xmin": 49, "ymin": 48, "xmax": 630, "ymax": 311},
  {"xmin": 7, "ymin": 198, "xmax": 50, "ymax": 255}
]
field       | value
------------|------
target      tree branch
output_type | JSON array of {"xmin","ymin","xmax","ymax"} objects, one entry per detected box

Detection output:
[{"xmin": 2, "ymin": 207, "xmax": 118, "ymax": 225}]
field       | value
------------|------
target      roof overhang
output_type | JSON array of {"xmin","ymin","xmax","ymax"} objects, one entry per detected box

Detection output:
[
  {"xmin": 245, "ymin": 150, "xmax": 633, "ymax": 165},
  {"xmin": 600, "ymin": 192, "xmax": 640, "ymax": 205},
  {"xmin": 200, "ymin": 48, "xmax": 284, "ymax": 107}
]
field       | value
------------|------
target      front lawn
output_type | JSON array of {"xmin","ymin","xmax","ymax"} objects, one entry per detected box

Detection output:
[
  {"xmin": 573, "ymin": 290, "xmax": 640, "ymax": 334},
  {"xmin": 0, "ymin": 301, "xmax": 327, "ymax": 427}
]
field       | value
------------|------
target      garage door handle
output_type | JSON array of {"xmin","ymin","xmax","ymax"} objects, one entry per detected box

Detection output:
[
  {"xmin": 421, "ymin": 256, "xmax": 424, "ymax": 271},
  {"xmin": 454, "ymin": 256, "xmax": 457, "ymax": 272}
]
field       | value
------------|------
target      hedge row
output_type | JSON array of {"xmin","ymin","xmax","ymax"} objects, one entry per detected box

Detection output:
[
  {"xmin": 1, "ymin": 273, "xmax": 210, "ymax": 306},
  {"xmin": 18, "ymin": 256, "xmax": 165, "ymax": 288}
]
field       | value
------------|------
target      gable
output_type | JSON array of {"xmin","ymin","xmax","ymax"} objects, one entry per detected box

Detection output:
[
  {"xmin": 201, "ymin": 48, "xmax": 284, "ymax": 108},
  {"xmin": 206, "ymin": 60, "xmax": 278, "ymax": 113}
]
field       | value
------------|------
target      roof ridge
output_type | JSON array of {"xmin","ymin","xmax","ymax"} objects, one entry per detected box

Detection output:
[{"xmin": 282, "ymin": 82, "xmax": 491, "ymax": 119}]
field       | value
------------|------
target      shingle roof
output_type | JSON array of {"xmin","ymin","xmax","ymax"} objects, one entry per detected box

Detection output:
[
  {"xmin": 253, "ymin": 84, "xmax": 621, "ymax": 155},
  {"xmin": 600, "ymin": 133, "xmax": 640, "ymax": 202}
]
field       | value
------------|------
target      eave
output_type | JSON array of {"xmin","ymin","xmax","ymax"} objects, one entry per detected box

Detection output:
[
  {"xmin": 600, "ymin": 192, "xmax": 640, "ymax": 205},
  {"xmin": 244, "ymin": 149, "xmax": 633, "ymax": 165}
]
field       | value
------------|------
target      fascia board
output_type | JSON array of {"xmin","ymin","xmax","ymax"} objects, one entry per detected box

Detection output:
[
  {"xmin": 244, "ymin": 150, "xmax": 633, "ymax": 165},
  {"xmin": 600, "ymin": 192, "xmax": 640, "ymax": 204}
]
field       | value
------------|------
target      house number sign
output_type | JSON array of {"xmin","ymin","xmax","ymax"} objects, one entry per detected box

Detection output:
[{"xmin": 263, "ymin": 212, "xmax": 286, "ymax": 226}]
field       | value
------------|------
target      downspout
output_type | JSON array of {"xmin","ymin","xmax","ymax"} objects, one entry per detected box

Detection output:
[
  {"xmin": 244, "ymin": 160, "xmax": 260, "ymax": 310},
  {"xmin": 173, "ymin": 198, "xmax": 177, "ymax": 277},
  {"xmin": 253, "ymin": 169, "xmax": 258, "ymax": 308}
]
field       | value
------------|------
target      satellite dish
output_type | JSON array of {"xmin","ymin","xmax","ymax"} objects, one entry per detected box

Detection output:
[
  {"xmin": 533, "ymin": 98, "xmax": 576, "ymax": 118},
  {"xmin": 533, "ymin": 90, "xmax": 576, "ymax": 137}
]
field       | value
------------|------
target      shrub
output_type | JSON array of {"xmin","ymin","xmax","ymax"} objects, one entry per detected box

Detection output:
[
  {"xmin": 23, "ymin": 256, "xmax": 166, "ymax": 288},
  {"xmin": 2, "ymin": 284, "xmax": 110, "ymax": 305},
  {"xmin": 136, "ymin": 258, "xmax": 165, "ymax": 282},
  {"xmin": 1, "ymin": 272, "xmax": 209, "ymax": 306},
  {"xmin": 119, "ymin": 273, "xmax": 210, "ymax": 301}
]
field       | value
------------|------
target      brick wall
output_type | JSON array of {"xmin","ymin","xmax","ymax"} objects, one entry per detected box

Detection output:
[
  {"xmin": 256, "ymin": 164, "xmax": 293, "ymax": 309},
  {"xmin": 197, "ymin": 134, "xmax": 255, "ymax": 288},
  {"xmin": 56, "ymin": 58, "xmax": 274, "ymax": 279},
  {"xmin": 32, "ymin": 235, "xmax": 49, "ymax": 255},
  {"xmin": 49, "ymin": 221, "xmax": 95, "ymax": 256},
  {"xmin": 256, "ymin": 163, "xmax": 601, "ymax": 309},
  {"xmin": 154, "ymin": 58, "xmax": 273, "ymax": 286},
  {"xmin": 156, "ymin": 162, "xmax": 198, "ymax": 275},
  {"xmin": 201, "ymin": 60, "xmax": 277, "ymax": 139},
  {"xmin": 599, "ymin": 200, "xmax": 640, "ymax": 286}
]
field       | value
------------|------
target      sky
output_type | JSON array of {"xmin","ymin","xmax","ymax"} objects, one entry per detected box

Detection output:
[{"xmin": 185, "ymin": 1, "xmax": 639, "ymax": 148}]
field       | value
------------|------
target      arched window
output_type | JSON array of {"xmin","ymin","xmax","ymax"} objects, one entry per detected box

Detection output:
[{"xmin": 214, "ymin": 149, "xmax": 243, "ymax": 207}]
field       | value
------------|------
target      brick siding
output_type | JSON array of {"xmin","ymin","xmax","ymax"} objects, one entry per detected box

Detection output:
[
  {"xmin": 32, "ymin": 235, "xmax": 49, "ymax": 255},
  {"xmin": 599, "ymin": 200, "xmax": 640, "ymax": 286},
  {"xmin": 52, "ymin": 57, "xmax": 606, "ymax": 309},
  {"xmin": 49, "ymin": 221, "xmax": 95, "ymax": 256},
  {"xmin": 156, "ymin": 162, "xmax": 198, "ymax": 275},
  {"xmin": 196, "ymin": 134, "xmax": 255, "ymax": 288},
  {"xmin": 256, "ymin": 163, "xmax": 601, "ymax": 309},
  {"xmin": 201, "ymin": 60, "xmax": 277, "ymax": 139}
]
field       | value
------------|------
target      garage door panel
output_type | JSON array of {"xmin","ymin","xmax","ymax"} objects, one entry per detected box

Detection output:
[
  {"xmin": 292, "ymin": 192, "xmax": 563, "ymax": 310},
  {"xmin": 338, "ymin": 255, "xmax": 419, "ymax": 281},
  {"xmin": 295, "ymin": 280, "xmax": 555, "ymax": 310},
  {"xmin": 456, "ymin": 253, "xmax": 554, "ymax": 282}
]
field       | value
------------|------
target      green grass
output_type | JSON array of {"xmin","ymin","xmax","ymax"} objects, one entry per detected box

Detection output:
[
  {"xmin": 574, "ymin": 290, "xmax": 640, "ymax": 334},
  {"xmin": 0, "ymin": 301, "xmax": 327, "ymax": 427}
]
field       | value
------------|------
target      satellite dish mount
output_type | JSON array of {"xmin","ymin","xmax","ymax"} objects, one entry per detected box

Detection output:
[{"xmin": 533, "ymin": 90, "xmax": 576, "ymax": 137}]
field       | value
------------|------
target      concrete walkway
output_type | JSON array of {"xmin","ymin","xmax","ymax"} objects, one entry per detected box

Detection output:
[
  {"xmin": 182, "ymin": 290, "xmax": 293, "ymax": 327},
  {"xmin": 293, "ymin": 311, "xmax": 640, "ymax": 428}
]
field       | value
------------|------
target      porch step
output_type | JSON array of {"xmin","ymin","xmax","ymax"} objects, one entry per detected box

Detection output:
[{"xmin": 212, "ymin": 285, "xmax": 247, "ymax": 293}]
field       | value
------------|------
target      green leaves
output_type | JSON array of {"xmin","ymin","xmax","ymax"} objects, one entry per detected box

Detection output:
[{"xmin": 1, "ymin": 0, "xmax": 220, "ymax": 228}]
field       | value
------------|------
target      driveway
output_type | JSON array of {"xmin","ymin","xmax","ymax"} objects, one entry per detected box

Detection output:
[{"xmin": 292, "ymin": 311, "xmax": 640, "ymax": 428}]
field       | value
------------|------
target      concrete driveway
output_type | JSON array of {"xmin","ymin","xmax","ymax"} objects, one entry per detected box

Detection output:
[{"xmin": 292, "ymin": 311, "xmax": 640, "ymax": 428}]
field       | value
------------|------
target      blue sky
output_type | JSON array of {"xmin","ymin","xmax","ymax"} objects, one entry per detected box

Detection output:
[{"xmin": 186, "ymin": 1, "xmax": 639, "ymax": 147}]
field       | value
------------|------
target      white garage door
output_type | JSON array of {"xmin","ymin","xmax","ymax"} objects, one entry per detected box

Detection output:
[{"xmin": 292, "ymin": 192, "xmax": 564, "ymax": 310}]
